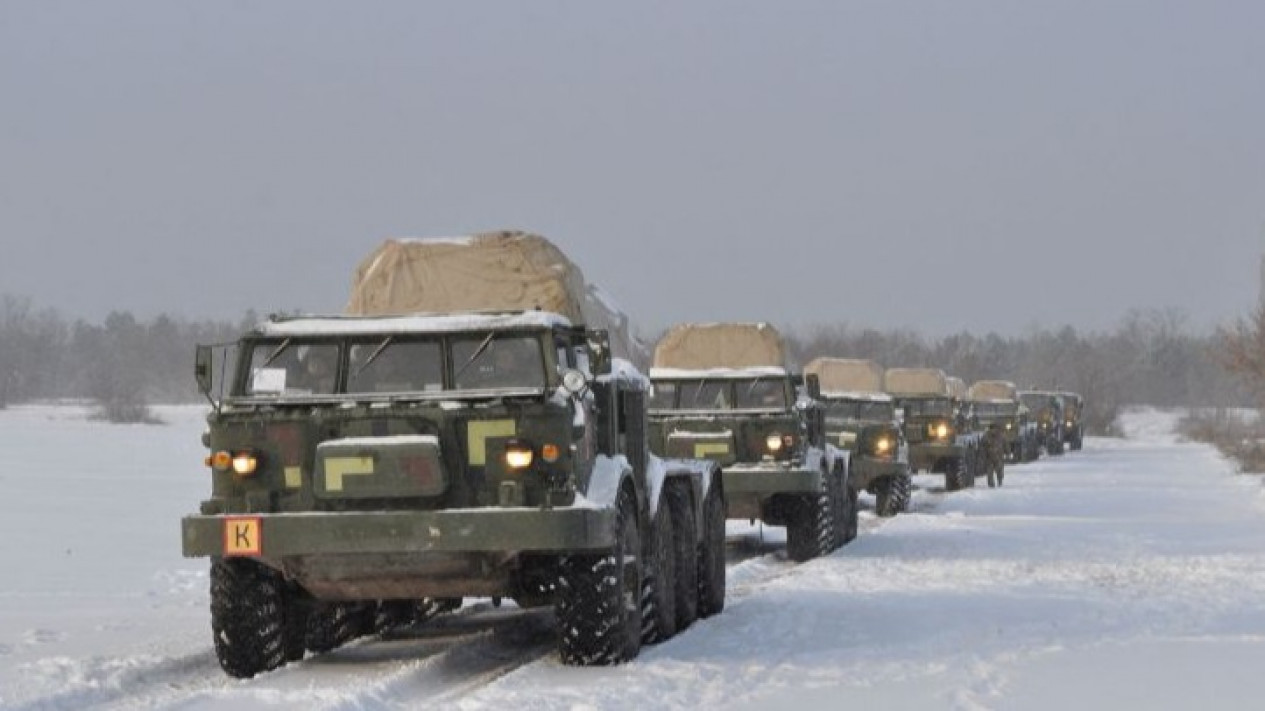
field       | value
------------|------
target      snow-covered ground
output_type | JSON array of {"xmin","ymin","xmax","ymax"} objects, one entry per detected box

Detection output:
[{"xmin": 4, "ymin": 405, "xmax": 1265, "ymax": 709}]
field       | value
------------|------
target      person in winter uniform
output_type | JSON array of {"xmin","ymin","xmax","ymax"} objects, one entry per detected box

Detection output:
[{"xmin": 982, "ymin": 422, "xmax": 1007, "ymax": 488}]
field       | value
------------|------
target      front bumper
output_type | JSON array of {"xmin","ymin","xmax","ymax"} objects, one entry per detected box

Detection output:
[
  {"xmin": 908, "ymin": 442, "xmax": 964, "ymax": 472},
  {"xmin": 181, "ymin": 505, "xmax": 617, "ymax": 559},
  {"xmin": 722, "ymin": 465, "xmax": 823, "ymax": 521},
  {"xmin": 850, "ymin": 457, "xmax": 909, "ymax": 490}
]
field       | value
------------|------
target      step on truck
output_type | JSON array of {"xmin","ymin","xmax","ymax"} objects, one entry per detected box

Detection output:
[
  {"xmin": 180, "ymin": 232, "xmax": 726, "ymax": 678},
  {"xmin": 805, "ymin": 358, "xmax": 911, "ymax": 517},
  {"xmin": 968, "ymin": 380, "xmax": 1039, "ymax": 464},
  {"xmin": 645, "ymin": 323, "xmax": 854, "ymax": 562},
  {"xmin": 885, "ymin": 368, "xmax": 982, "ymax": 492}
]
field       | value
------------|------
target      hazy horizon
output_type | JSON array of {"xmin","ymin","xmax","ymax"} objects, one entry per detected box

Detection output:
[{"xmin": 3, "ymin": 2, "xmax": 1262, "ymax": 337}]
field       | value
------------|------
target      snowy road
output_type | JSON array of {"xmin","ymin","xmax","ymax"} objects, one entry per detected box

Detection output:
[{"xmin": 4, "ymin": 406, "xmax": 1265, "ymax": 709}]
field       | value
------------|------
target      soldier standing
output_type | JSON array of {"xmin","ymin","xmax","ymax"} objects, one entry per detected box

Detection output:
[{"xmin": 983, "ymin": 422, "xmax": 1007, "ymax": 488}]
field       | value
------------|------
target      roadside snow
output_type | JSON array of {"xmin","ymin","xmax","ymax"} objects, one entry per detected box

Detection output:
[{"xmin": 4, "ymin": 405, "xmax": 1265, "ymax": 709}]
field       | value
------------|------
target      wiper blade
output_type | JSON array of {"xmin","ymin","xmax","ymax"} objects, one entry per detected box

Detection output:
[
  {"xmin": 454, "ymin": 332, "xmax": 497, "ymax": 381},
  {"xmin": 353, "ymin": 336, "xmax": 393, "ymax": 378},
  {"xmin": 261, "ymin": 338, "xmax": 292, "ymax": 367}
]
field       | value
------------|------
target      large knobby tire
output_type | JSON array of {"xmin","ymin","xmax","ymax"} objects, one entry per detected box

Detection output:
[
  {"xmin": 786, "ymin": 488, "xmax": 834, "ymax": 563},
  {"xmin": 557, "ymin": 486, "xmax": 643, "ymax": 665},
  {"xmin": 305, "ymin": 602, "xmax": 371, "ymax": 654},
  {"xmin": 668, "ymin": 484, "xmax": 699, "ymax": 631},
  {"xmin": 829, "ymin": 466, "xmax": 848, "ymax": 550},
  {"xmin": 843, "ymin": 484, "xmax": 860, "ymax": 544},
  {"xmin": 946, "ymin": 457, "xmax": 971, "ymax": 492},
  {"xmin": 641, "ymin": 493, "xmax": 677, "ymax": 644},
  {"xmin": 210, "ymin": 558, "xmax": 287, "ymax": 679},
  {"xmin": 696, "ymin": 481, "xmax": 726, "ymax": 618},
  {"xmin": 282, "ymin": 587, "xmax": 309, "ymax": 662},
  {"xmin": 874, "ymin": 475, "xmax": 910, "ymax": 518}
]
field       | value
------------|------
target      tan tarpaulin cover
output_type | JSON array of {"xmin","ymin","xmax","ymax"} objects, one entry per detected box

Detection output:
[
  {"xmin": 653, "ymin": 323, "xmax": 786, "ymax": 370},
  {"xmin": 968, "ymin": 380, "xmax": 1018, "ymax": 402},
  {"xmin": 946, "ymin": 377, "xmax": 968, "ymax": 400},
  {"xmin": 345, "ymin": 231, "xmax": 643, "ymax": 362},
  {"xmin": 883, "ymin": 368, "xmax": 950, "ymax": 397},
  {"xmin": 804, "ymin": 358, "xmax": 884, "ymax": 393}
]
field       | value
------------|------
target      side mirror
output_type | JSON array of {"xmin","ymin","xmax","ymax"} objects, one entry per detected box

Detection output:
[
  {"xmin": 804, "ymin": 373, "xmax": 822, "ymax": 400},
  {"xmin": 195, "ymin": 345, "xmax": 213, "ymax": 395},
  {"xmin": 588, "ymin": 329, "xmax": 612, "ymax": 376}
]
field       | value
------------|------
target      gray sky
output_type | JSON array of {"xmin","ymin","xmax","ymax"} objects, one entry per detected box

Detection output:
[{"xmin": 2, "ymin": 1, "xmax": 1262, "ymax": 336}]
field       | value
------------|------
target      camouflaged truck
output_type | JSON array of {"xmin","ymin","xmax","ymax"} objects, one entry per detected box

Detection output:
[
  {"xmin": 181, "ymin": 233, "xmax": 726, "ymax": 678},
  {"xmin": 968, "ymin": 380, "xmax": 1039, "ymax": 463},
  {"xmin": 646, "ymin": 323, "xmax": 854, "ymax": 562},
  {"xmin": 885, "ymin": 368, "xmax": 982, "ymax": 491},
  {"xmin": 1019, "ymin": 390, "xmax": 1066, "ymax": 456},
  {"xmin": 805, "ymin": 358, "xmax": 911, "ymax": 517},
  {"xmin": 1058, "ymin": 391, "xmax": 1085, "ymax": 451}
]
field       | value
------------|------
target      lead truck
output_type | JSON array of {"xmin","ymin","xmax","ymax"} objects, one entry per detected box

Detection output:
[{"xmin": 181, "ymin": 232, "xmax": 726, "ymax": 677}]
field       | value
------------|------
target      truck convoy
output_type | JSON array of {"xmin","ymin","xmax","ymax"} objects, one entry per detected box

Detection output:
[
  {"xmin": 885, "ymin": 368, "xmax": 981, "ymax": 491},
  {"xmin": 804, "ymin": 358, "xmax": 911, "ymax": 517},
  {"xmin": 1020, "ymin": 390, "xmax": 1066, "ymax": 456},
  {"xmin": 181, "ymin": 232, "xmax": 727, "ymax": 677},
  {"xmin": 646, "ymin": 323, "xmax": 854, "ymax": 562}
]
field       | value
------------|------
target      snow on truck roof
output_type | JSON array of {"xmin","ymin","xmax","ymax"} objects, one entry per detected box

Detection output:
[
  {"xmin": 821, "ymin": 390, "xmax": 893, "ymax": 402},
  {"xmin": 254, "ymin": 311, "xmax": 572, "ymax": 337},
  {"xmin": 649, "ymin": 366, "xmax": 789, "ymax": 379}
]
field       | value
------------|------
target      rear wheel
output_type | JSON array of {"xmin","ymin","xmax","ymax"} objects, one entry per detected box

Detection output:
[
  {"xmin": 305, "ymin": 602, "xmax": 372, "ymax": 654},
  {"xmin": 668, "ymin": 484, "xmax": 699, "ymax": 631},
  {"xmin": 557, "ymin": 486, "xmax": 643, "ymax": 665},
  {"xmin": 696, "ymin": 480, "xmax": 726, "ymax": 618},
  {"xmin": 210, "ymin": 558, "xmax": 287, "ymax": 679},
  {"xmin": 641, "ymin": 494, "xmax": 677, "ymax": 644}
]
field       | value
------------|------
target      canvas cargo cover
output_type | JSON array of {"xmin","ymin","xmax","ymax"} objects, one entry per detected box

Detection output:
[
  {"xmin": 884, "ymin": 368, "xmax": 950, "ymax": 397},
  {"xmin": 653, "ymin": 323, "xmax": 786, "ymax": 370},
  {"xmin": 804, "ymin": 358, "xmax": 884, "ymax": 393},
  {"xmin": 969, "ymin": 380, "xmax": 1019, "ymax": 402},
  {"xmin": 345, "ymin": 231, "xmax": 644, "ymax": 362},
  {"xmin": 946, "ymin": 377, "xmax": 968, "ymax": 400}
]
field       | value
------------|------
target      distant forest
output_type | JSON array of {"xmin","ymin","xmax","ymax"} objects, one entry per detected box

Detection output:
[{"xmin": 0, "ymin": 294, "xmax": 1248, "ymax": 431}]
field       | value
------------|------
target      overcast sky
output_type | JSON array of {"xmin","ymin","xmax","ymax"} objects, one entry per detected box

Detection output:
[{"xmin": 2, "ymin": 1, "xmax": 1262, "ymax": 336}]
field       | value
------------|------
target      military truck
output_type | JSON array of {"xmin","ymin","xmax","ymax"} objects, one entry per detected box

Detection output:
[
  {"xmin": 181, "ymin": 233, "xmax": 726, "ymax": 678},
  {"xmin": 968, "ymin": 380, "xmax": 1039, "ymax": 463},
  {"xmin": 805, "ymin": 358, "xmax": 911, "ymax": 517},
  {"xmin": 885, "ymin": 368, "xmax": 981, "ymax": 491},
  {"xmin": 1019, "ymin": 390, "xmax": 1066, "ymax": 456},
  {"xmin": 646, "ymin": 323, "xmax": 853, "ymax": 562},
  {"xmin": 1058, "ymin": 391, "xmax": 1085, "ymax": 451}
]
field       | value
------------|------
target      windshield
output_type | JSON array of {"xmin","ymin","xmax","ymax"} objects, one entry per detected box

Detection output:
[
  {"xmin": 824, "ymin": 400, "xmax": 894, "ymax": 422},
  {"xmin": 973, "ymin": 402, "xmax": 1017, "ymax": 418},
  {"xmin": 244, "ymin": 341, "xmax": 339, "ymax": 396},
  {"xmin": 238, "ymin": 332, "xmax": 547, "ymax": 397},
  {"xmin": 347, "ymin": 339, "xmax": 444, "ymax": 394},
  {"xmin": 650, "ymin": 378, "xmax": 789, "ymax": 411},
  {"xmin": 452, "ymin": 334, "xmax": 546, "ymax": 390},
  {"xmin": 1020, "ymin": 394, "xmax": 1057, "ymax": 413},
  {"xmin": 902, "ymin": 398, "xmax": 953, "ymax": 417}
]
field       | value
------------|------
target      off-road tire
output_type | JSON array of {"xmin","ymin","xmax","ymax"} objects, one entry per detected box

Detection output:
[
  {"xmin": 668, "ymin": 484, "xmax": 699, "ymax": 631},
  {"xmin": 828, "ymin": 466, "xmax": 847, "ymax": 550},
  {"xmin": 210, "ymin": 558, "xmax": 287, "ymax": 679},
  {"xmin": 282, "ymin": 587, "xmax": 308, "ymax": 662},
  {"xmin": 557, "ymin": 486, "xmax": 643, "ymax": 665},
  {"xmin": 874, "ymin": 475, "xmax": 910, "ymax": 517},
  {"xmin": 786, "ymin": 489, "xmax": 833, "ymax": 563},
  {"xmin": 946, "ymin": 458, "xmax": 971, "ymax": 492},
  {"xmin": 843, "ymin": 484, "xmax": 860, "ymax": 543},
  {"xmin": 305, "ymin": 602, "xmax": 368, "ymax": 654},
  {"xmin": 641, "ymin": 494, "xmax": 677, "ymax": 644},
  {"xmin": 374, "ymin": 600, "xmax": 418, "ymax": 636},
  {"xmin": 696, "ymin": 481, "xmax": 726, "ymax": 618}
]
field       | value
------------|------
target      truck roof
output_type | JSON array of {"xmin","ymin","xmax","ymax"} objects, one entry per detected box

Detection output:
[
  {"xmin": 883, "ymin": 368, "xmax": 950, "ymax": 397},
  {"xmin": 653, "ymin": 322, "xmax": 788, "ymax": 370},
  {"xmin": 804, "ymin": 358, "xmax": 884, "ymax": 394},
  {"xmin": 253, "ymin": 311, "xmax": 571, "ymax": 338}
]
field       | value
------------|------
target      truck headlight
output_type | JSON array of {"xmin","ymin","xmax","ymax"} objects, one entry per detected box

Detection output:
[
  {"xmin": 231, "ymin": 451, "xmax": 259, "ymax": 476},
  {"xmin": 1065, "ymin": 421, "xmax": 1073, "ymax": 428},
  {"xmin": 874, "ymin": 437, "xmax": 891, "ymax": 454},
  {"xmin": 932, "ymin": 423, "xmax": 949, "ymax": 440},
  {"xmin": 505, "ymin": 441, "xmax": 535, "ymax": 470},
  {"xmin": 1005, "ymin": 422, "xmax": 1013, "ymax": 430},
  {"xmin": 766, "ymin": 434, "xmax": 784, "ymax": 452}
]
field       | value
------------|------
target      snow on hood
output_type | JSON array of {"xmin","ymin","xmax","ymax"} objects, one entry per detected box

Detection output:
[{"xmin": 821, "ymin": 390, "xmax": 893, "ymax": 402}]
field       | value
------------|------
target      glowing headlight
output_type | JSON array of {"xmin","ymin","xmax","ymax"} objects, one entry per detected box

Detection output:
[
  {"xmin": 935, "ymin": 423, "xmax": 949, "ymax": 439},
  {"xmin": 766, "ymin": 434, "xmax": 784, "ymax": 452},
  {"xmin": 231, "ymin": 451, "xmax": 259, "ymax": 476},
  {"xmin": 505, "ymin": 442, "xmax": 535, "ymax": 470},
  {"xmin": 210, "ymin": 450, "xmax": 232, "ymax": 471},
  {"xmin": 874, "ymin": 437, "xmax": 891, "ymax": 454},
  {"xmin": 1005, "ymin": 422, "xmax": 1013, "ymax": 430},
  {"xmin": 1066, "ymin": 421, "xmax": 1073, "ymax": 428}
]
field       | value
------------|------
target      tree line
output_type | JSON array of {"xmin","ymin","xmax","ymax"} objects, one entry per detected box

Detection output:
[{"xmin": 0, "ymin": 293, "xmax": 1247, "ymax": 428}]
